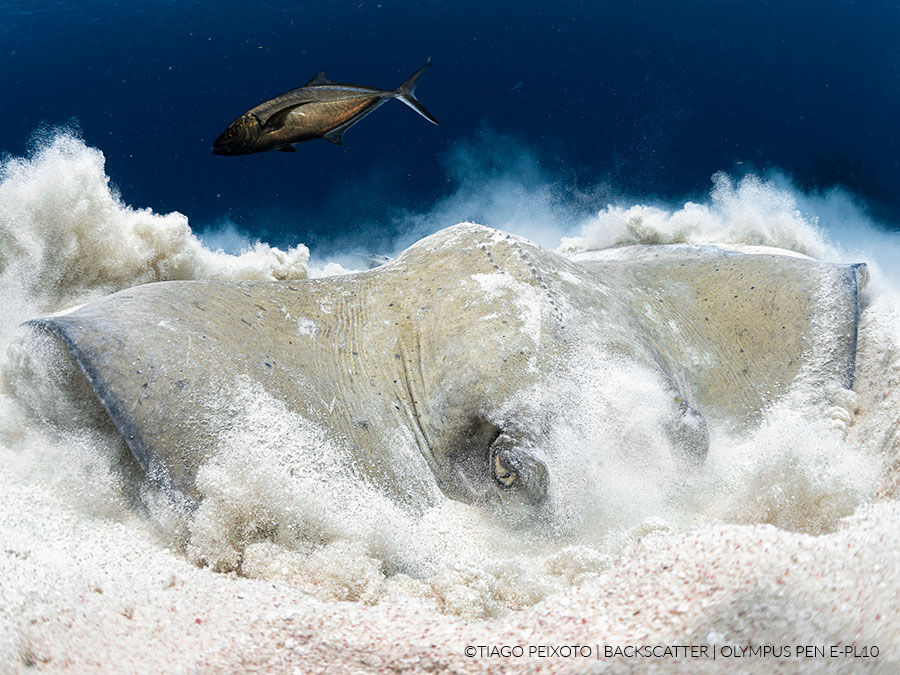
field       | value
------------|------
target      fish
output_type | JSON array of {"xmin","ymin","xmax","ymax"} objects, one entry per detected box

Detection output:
[{"xmin": 212, "ymin": 63, "xmax": 439, "ymax": 155}]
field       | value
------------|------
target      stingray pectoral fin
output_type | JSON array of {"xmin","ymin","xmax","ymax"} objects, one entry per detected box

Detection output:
[
  {"xmin": 18, "ymin": 280, "xmax": 334, "ymax": 509},
  {"xmin": 25, "ymin": 314, "xmax": 199, "ymax": 509},
  {"xmin": 590, "ymin": 247, "xmax": 865, "ymax": 423}
]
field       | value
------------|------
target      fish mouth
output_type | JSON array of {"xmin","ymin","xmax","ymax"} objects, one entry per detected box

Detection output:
[
  {"xmin": 212, "ymin": 131, "xmax": 252, "ymax": 156},
  {"xmin": 211, "ymin": 139, "xmax": 239, "ymax": 156},
  {"xmin": 212, "ymin": 141, "xmax": 256, "ymax": 156}
]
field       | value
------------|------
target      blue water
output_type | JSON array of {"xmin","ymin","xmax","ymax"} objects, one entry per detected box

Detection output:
[{"xmin": 2, "ymin": 0, "xmax": 898, "ymax": 252}]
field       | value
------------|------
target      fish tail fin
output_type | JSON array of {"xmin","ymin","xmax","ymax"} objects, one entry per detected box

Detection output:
[{"xmin": 394, "ymin": 63, "xmax": 440, "ymax": 125}]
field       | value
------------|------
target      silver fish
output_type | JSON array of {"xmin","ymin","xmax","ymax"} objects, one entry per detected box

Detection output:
[{"xmin": 212, "ymin": 63, "xmax": 438, "ymax": 155}]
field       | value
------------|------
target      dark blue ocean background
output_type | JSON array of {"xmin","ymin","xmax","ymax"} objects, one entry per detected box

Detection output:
[{"xmin": 2, "ymin": 0, "xmax": 898, "ymax": 255}]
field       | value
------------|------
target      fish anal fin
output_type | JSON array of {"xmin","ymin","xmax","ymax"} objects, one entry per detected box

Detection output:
[
  {"xmin": 277, "ymin": 145, "xmax": 297, "ymax": 152},
  {"xmin": 320, "ymin": 100, "xmax": 387, "ymax": 147},
  {"xmin": 304, "ymin": 70, "xmax": 332, "ymax": 86},
  {"xmin": 323, "ymin": 127, "xmax": 345, "ymax": 145}
]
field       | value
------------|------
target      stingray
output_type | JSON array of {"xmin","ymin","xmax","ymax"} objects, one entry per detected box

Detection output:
[{"xmin": 12, "ymin": 224, "xmax": 865, "ymax": 512}]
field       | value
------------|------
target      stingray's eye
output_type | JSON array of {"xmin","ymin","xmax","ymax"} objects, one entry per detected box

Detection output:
[
  {"xmin": 493, "ymin": 451, "xmax": 517, "ymax": 488},
  {"xmin": 488, "ymin": 430, "xmax": 549, "ymax": 506}
]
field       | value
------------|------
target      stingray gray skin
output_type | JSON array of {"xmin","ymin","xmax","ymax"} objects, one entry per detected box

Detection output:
[{"xmin": 18, "ymin": 224, "xmax": 865, "ymax": 512}]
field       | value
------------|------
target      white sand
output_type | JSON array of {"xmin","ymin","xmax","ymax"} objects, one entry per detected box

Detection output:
[{"xmin": 4, "ymin": 484, "xmax": 899, "ymax": 673}]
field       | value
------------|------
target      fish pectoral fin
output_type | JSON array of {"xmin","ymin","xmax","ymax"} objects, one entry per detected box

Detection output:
[
  {"xmin": 322, "ymin": 127, "xmax": 345, "ymax": 145},
  {"xmin": 304, "ymin": 70, "xmax": 332, "ymax": 86},
  {"xmin": 276, "ymin": 145, "xmax": 297, "ymax": 152},
  {"xmin": 263, "ymin": 102, "xmax": 312, "ymax": 131}
]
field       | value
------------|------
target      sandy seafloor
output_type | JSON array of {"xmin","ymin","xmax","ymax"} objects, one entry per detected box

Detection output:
[{"xmin": 3, "ymin": 135, "xmax": 900, "ymax": 674}]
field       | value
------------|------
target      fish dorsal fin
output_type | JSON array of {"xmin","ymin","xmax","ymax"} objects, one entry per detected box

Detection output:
[
  {"xmin": 304, "ymin": 70, "xmax": 332, "ymax": 86},
  {"xmin": 322, "ymin": 126, "xmax": 345, "ymax": 145},
  {"xmin": 263, "ymin": 102, "xmax": 311, "ymax": 131}
]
